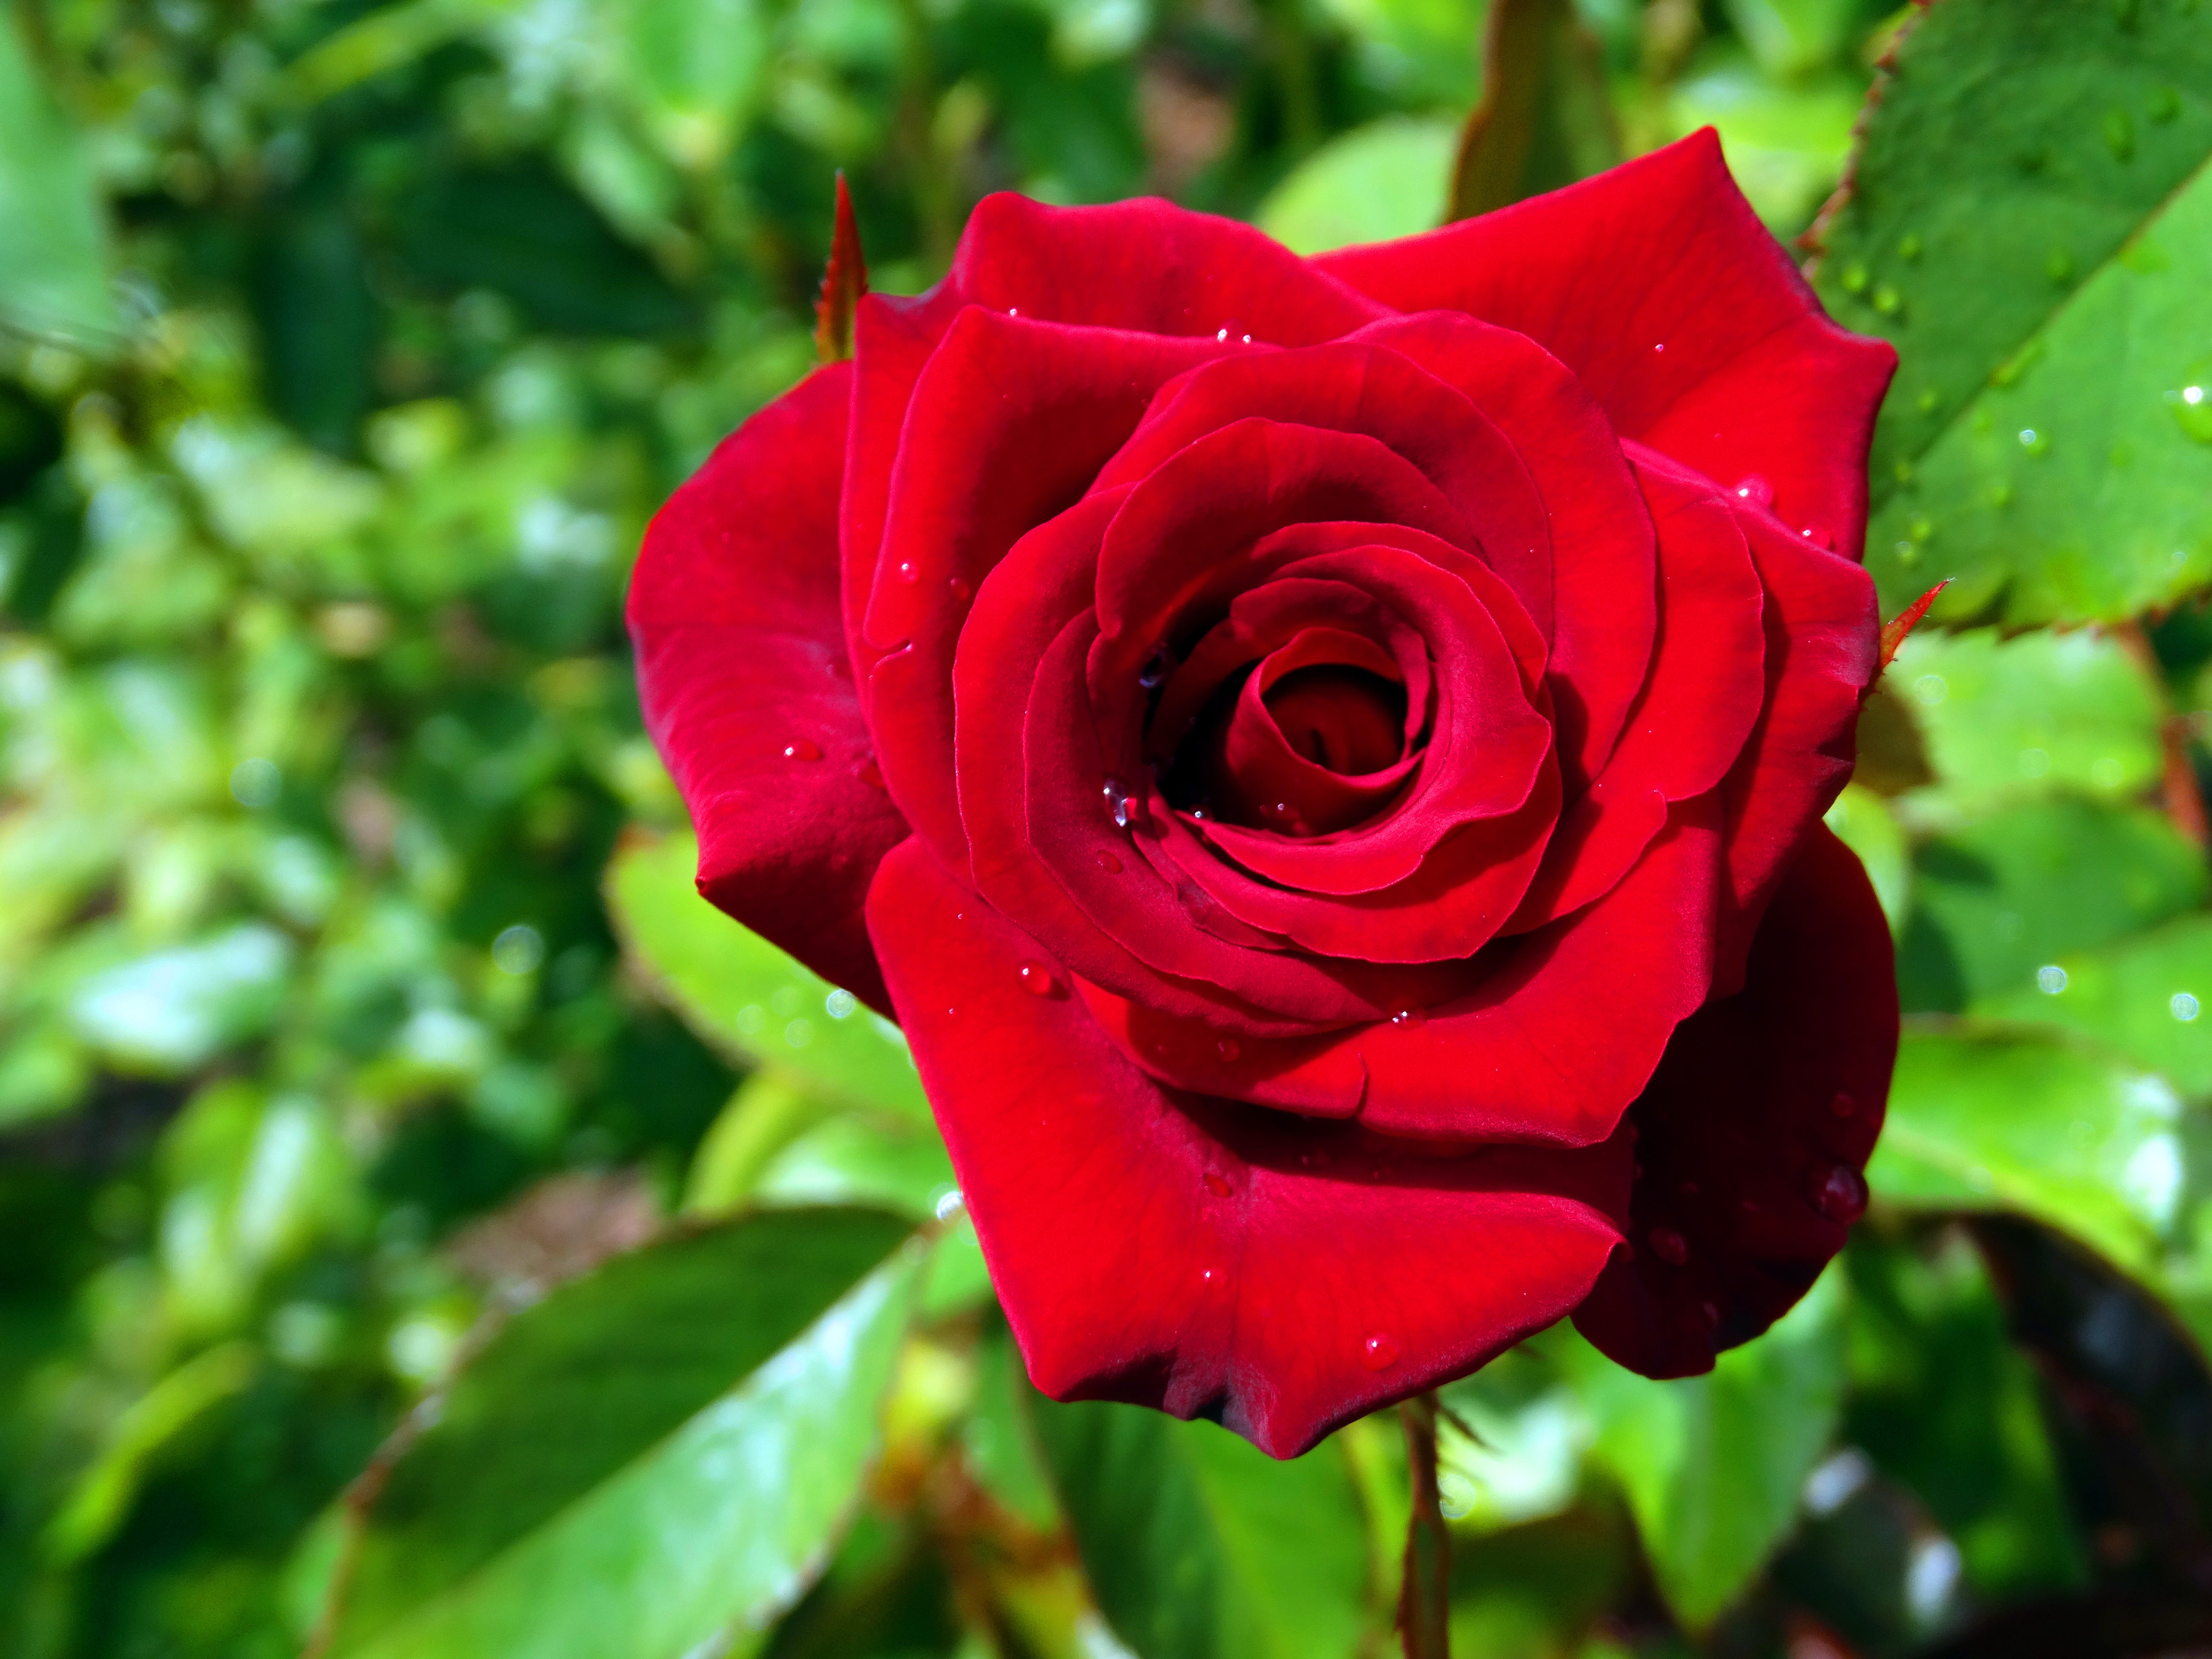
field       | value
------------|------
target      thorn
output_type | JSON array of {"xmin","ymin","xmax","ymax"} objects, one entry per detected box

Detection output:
[
  {"xmin": 814, "ymin": 171, "xmax": 868, "ymax": 366},
  {"xmin": 1877, "ymin": 578, "xmax": 1950, "ymax": 672}
]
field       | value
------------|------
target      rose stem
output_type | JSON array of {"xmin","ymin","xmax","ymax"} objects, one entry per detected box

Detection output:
[{"xmin": 1397, "ymin": 1391, "xmax": 1452, "ymax": 1659}]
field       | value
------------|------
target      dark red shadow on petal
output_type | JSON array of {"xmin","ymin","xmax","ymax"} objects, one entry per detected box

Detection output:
[
  {"xmin": 1571, "ymin": 824, "xmax": 1897, "ymax": 1378},
  {"xmin": 629, "ymin": 361, "xmax": 909, "ymax": 1010},
  {"xmin": 867, "ymin": 838, "xmax": 1629, "ymax": 1459}
]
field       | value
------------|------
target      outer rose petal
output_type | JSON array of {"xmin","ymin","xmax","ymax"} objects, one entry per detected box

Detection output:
[
  {"xmin": 629, "ymin": 361, "xmax": 908, "ymax": 1010},
  {"xmin": 1712, "ymin": 506, "xmax": 1880, "ymax": 992},
  {"xmin": 1572, "ymin": 825, "xmax": 1896, "ymax": 1377},
  {"xmin": 1316, "ymin": 130, "xmax": 1896, "ymax": 562},
  {"xmin": 867, "ymin": 838, "xmax": 1631, "ymax": 1458}
]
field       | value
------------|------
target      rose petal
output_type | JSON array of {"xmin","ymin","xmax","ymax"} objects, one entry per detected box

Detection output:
[
  {"xmin": 629, "ymin": 362, "xmax": 909, "ymax": 1009},
  {"xmin": 1318, "ymin": 130, "xmax": 1896, "ymax": 562},
  {"xmin": 867, "ymin": 837, "xmax": 1631, "ymax": 1458},
  {"xmin": 861, "ymin": 308, "xmax": 1222, "ymax": 872},
  {"xmin": 1572, "ymin": 825, "xmax": 1896, "ymax": 1377},
  {"xmin": 1093, "ymin": 341, "xmax": 1552, "ymax": 627},
  {"xmin": 947, "ymin": 192, "xmax": 1385, "ymax": 344},
  {"xmin": 1350, "ymin": 312, "xmax": 1657, "ymax": 791},
  {"xmin": 1083, "ymin": 795, "xmax": 1721, "ymax": 1141},
  {"xmin": 1509, "ymin": 446, "xmax": 1767, "ymax": 930},
  {"xmin": 1711, "ymin": 507, "xmax": 1880, "ymax": 993}
]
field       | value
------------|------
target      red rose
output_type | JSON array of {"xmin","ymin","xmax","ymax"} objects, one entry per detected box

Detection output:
[{"xmin": 630, "ymin": 131, "xmax": 1900, "ymax": 1458}]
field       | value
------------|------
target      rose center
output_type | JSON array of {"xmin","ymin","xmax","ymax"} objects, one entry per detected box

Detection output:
[{"xmin": 1261, "ymin": 665, "xmax": 1406, "ymax": 777}]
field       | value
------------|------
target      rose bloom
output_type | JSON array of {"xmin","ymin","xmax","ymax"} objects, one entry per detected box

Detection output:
[{"xmin": 630, "ymin": 131, "xmax": 1899, "ymax": 1458}]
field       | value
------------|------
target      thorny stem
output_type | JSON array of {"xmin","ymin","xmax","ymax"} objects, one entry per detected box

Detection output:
[{"xmin": 1397, "ymin": 1393, "xmax": 1451, "ymax": 1659}]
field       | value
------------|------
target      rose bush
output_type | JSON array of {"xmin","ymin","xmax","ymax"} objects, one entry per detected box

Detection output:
[{"xmin": 629, "ymin": 130, "xmax": 1901, "ymax": 1459}]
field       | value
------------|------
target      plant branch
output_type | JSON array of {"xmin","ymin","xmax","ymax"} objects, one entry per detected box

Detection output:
[{"xmin": 1396, "ymin": 1393, "xmax": 1451, "ymax": 1659}]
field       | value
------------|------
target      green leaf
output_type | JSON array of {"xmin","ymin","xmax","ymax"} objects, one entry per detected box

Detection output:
[
  {"xmin": 1810, "ymin": 0, "xmax": 2212, "ymax": 623},
  {"xmin": 1822, "ymin": 783, "xmax": 1912, "ymax": 934},
  {"xmin": 1254, "ymin": 116, "xmax": 1457, "ymax": 256},
  {"xmin": 1898, "ymin": 797, "xmax": 2206, "ymax": 1010},
  {"xmin": 1869, "ymin": 1024, "xmax": 2185, "ymax": 1281},
  {"xmin": 1974, "ymin": 913, "xmax": 2212, "ymax": 1094},
  {"xmin": 1884, "ymin": 626, "xmax": 2165, "ymax": 814},
  {"xmin": 1670, "ymin": 59, "xmax": 1863, "ymax": 233},
  {"xmin": 65, "ymin": 923, "xmax": 295, "ymax": 1073},
  {"xmin": 0, "ymin": 13, "xmax": 116, "ymax": 347},
  {"xmin": 1435, "ymin": 1343, "xmax": 1591, "ymax": 1534},
  {"xmin": 606, "ymin": 828, "xmax": 928, "ymax": 1118},
  {"xmin": 622, "ymin": 0, "xmax": 768, "ymax": 167},
  {"xmin": 1559, "ymin": 1269, "xmax": 1849, "ymax": 1629},
  {"xmin": 1842, "ymin": 1228, "xmax": 2086, "ymax": 1598},
  {"xmin": 1028, "ymin": 1399, "xmax": 1374, "ymax": 1659},
  {"xmin": 319, "ymin": 1207, "xmax": 918, "ymax": 1659},
  {"xmin": 1449, "ymin": 0, "xmax": 1620, "ymax": 218}
]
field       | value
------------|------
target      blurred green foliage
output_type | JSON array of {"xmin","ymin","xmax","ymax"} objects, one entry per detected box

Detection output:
[{"xmin": 3, "ymin": 0, "xmax": 2212, "ymax": 1655}]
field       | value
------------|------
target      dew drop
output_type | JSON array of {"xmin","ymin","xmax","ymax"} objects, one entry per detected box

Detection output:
[
  {"xmin": 1016, "ymin": 960, "xmax": 1056, "ymax": 996},
  {"xmin": 2174, "ymin": 991, "xmax": 2202, "ymax": 1022},
  {"xmin": 1811, "ymin": 1164, "xmax": 1869, "ymax": 1224},
  {"xmin": 1094, "ymin": 849, "xmax": 1123, "ymax": 873},
  {"xmin": 1733, "ymin": 474, "xmax": 1774, "ymax": 509},
  {"xmin": 1138, "ymin": 647, "xmax": 1173, "ymax": 689},
  {"xmin": 949, "ymin": 575, "xmax": 974, "ymax": 604},
  {"xmin": 2165, "ymin": 378, "xmax": 2212, "ymax": 444},
  {"xmin": 1240, "ymin": 334, "xmax": 1252, "ymax": 345},
  {"xmin": 1215, "ymin": 327, "xmax": 1229, "ymax": 343},
  {"xmin": 2037, "ymin": 964, "xmax": 2069, "ymax": 995},
  {"xmin": 1651, "ymin": 341, "xmax": 1665, "ymax": 354},
  {"xmin": 1201, "ymin": 1266, "xmax": 1217, "ymax": 1285},
  {"xmin": 896, "ymin": 559, "xmax": 920, "ymax": 582},
  {"xmin": 783, "ymin": 739, "xmax": 823, "ymax": 761},
  {"xmin": 1361, "ymin": 1332, "xmax": 1401, "ymax": 1371},
  {"xmin": 1204, "ymin": 1173, "xmax": 1231, "ymax": 1197},
  {"xmin": 1830, "ymin": 1089, "xmax": 1857, "ymax": 1118},
  {"xmin": 1390, "ymin": 1007, "xmax": 1426, "ymax": 1027},
  {"xmin": 1800, "ymin": 523, "xmax": 1834, "ymax": 548},
  {"xmin": 2018, "ymin": 427, "xmax": 2049, "ymax": 455},
  {"xmin": 1216, "ymin": 1037, "xmax": 1240, "ymax": 1061},
  {"xmin": 1648, "ymin": 1226, "xmax": 1690, "ymax": 1266}
]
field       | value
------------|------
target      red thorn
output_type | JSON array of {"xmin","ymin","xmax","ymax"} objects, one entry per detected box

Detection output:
[
  {"xmin": 1877, "ymin": 578, "xmax": 1950, "ymax": 672},
  {"xmin": 814, "ymin": 172, "xmax": 868, "ymax": 366}
]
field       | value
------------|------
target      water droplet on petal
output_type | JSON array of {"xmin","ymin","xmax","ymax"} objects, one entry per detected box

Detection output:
[
  {"xmin": 1733, "ymin": 474, "xmax": 1774, "ymax": 509},
  {"xmin": 1138, "ymin": 647, "xmax": 1173, "ymax": 689},
  {"xmin": 1829, "ymin": 1090, "xmax": 1857, "ymax": 1118},
  {"xmin": 1811, "ymin": 1164, "xmax": 1869, "ymax": 1223},
  {"xmin": 1361, "ymin": 1333, "xmax": 1401, "ymax": 1371},
  {"xmin": 896, "ymin": 559, "xmax": 920, "ymax": 582},
  {"xmin": 1801, "ymin": 523, "xmax": 1834, "ymax": 548},
  {"xmin": 1094, "ymin": 849, "xmax": 1123, "ymax": 873},
  {"xmin": 1215, "ymin": 327, "xmax": 1229, "ymax": 343},
  {"xmin": 1648, "ymin": 1226, "xmax": 1690, "ymax": 1266},
  {"xmin": 1204, "ymin": 1173, "xmax": 1231, "ymax": 1197},
  {"xmin": 1016, "ymin": 961, "xmax": 1056, "ymax": 996},
  {"xmin": 783, "ymin": 739, "xmax": 822, "ymax": 761},
  {"xmin": 1201, "ymin": 1266, "xmax": 1217, "ymax": 1284},
  {"xmin": 1113, "ymin": 795, "xmax": 1142, "ymax": 829},
  {"xmin": 1390, "ymin": 1007, "xmax": 1426, "ymax": 1027},
  {"xmin": 949, "ymin": 575, "xmax": 973, "ymax": 604},
  {"xmin": 1216, "ymin": 1037, "xmax": 1240, "ymax": 1061}
]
